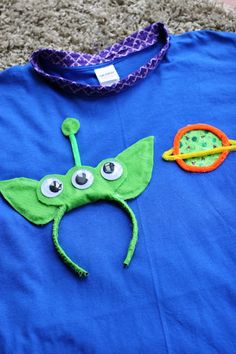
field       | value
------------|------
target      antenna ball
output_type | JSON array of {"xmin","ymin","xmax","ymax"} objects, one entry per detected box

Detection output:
[{"xmin": 61, "ymin": 118, "xmax": 80, "ymax": 136}]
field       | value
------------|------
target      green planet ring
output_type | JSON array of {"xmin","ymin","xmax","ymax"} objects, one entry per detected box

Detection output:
[{"xmin": 162, "ymin": 123, "xmax": 236, "ymax": 172}]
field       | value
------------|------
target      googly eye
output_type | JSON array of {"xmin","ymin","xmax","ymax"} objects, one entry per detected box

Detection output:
[
  {"xmin": 41, "ymin": 178, "xmax": 63, "ymax": 198},
  {"xmin": 72, "ymin": 169, "xmax": 94, "ymax": 189},
  {"xmin": 101, "ymin": 161, "xmax": 123, "ymax": 181}
]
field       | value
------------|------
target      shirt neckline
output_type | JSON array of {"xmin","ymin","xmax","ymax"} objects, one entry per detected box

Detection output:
[{"xmin": 29, "ymin": 21, "xmax": 170, "ymax": 96}]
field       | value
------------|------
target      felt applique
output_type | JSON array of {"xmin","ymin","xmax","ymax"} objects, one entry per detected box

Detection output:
[
  {"xmin": 0, "ymin": 118, "xmax": 154, "ymax": 278},
  {"xmin": 162, "ymin": 123, "xmax": 236, "ymax": 172}
]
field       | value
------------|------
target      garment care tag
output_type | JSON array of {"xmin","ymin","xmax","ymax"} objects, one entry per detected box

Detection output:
[{"xmin": 94, "ymin": 64, "xmax": 120, "ymax": 86}]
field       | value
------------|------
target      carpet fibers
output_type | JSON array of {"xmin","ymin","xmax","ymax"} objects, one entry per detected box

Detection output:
[{"xmin": 0, "ymin": 0, "xmax": 236, "ymax": 70}]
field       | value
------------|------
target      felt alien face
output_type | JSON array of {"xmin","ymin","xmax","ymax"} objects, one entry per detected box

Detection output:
[{"xmin": 0, "ymin": 118, "xmax": 154, "ymax": 278}]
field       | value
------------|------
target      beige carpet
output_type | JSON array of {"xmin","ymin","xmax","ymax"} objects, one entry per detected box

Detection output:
[{"xmin": 0, "ymin": 0, "xmax": 236, "ymax": 71}]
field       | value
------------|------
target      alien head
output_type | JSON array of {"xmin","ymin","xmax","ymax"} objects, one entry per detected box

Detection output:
[{"xmin": 0, "ymin": 118, "xmax": 154, "ymax": 278}]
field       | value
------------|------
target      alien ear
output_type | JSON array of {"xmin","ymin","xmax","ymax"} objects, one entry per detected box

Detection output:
[
  {"xmin": 0, "ymin": 178, "xmax": 57, "ymax": 225},
  {"xmin": 115, "ymin": 136, "xmax": 154, "ymax": 200}
]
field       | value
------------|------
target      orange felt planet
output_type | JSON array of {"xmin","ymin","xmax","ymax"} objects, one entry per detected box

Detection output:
[{"xmin": 162, "ymin": 123, "xmax": 236, "ymax": 172}]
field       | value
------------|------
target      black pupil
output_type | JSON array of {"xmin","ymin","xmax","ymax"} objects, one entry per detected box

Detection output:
[
  {"xmin": 76, "ymin": 172, "xmax": 88, "ymax": 185},
  {"xmin": 103, "ymin": 162, "xmax": 115, "ymax": 174},
  {"xmin": 49, "ymin": 181, "xmax": 62, "ymax": 193}
]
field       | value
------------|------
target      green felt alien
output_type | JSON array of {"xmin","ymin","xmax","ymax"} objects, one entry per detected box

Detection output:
[{"xmin": 0, "ymin": 118, "xmax": 154, "ymax": 278}]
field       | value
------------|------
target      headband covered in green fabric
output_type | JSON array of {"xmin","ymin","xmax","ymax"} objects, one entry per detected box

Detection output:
[{"xmin": 0, "ymin": 118, "xmax": 154, "ymax": 278}]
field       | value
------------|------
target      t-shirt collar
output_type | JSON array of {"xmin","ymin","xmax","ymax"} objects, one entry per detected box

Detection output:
[{"xmin": 29, "ymin": 21, "xmax": 170, "ymax": 96}]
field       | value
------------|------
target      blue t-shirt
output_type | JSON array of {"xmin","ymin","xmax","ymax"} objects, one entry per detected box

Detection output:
[{"xmin": 0, "ymin": 21, "xmax": 236, "ymax": 353}]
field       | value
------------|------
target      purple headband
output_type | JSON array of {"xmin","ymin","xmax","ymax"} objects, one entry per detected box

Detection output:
[{"xmin": 29, "ymin": 22, "xmax": 170, "ymax": 96}]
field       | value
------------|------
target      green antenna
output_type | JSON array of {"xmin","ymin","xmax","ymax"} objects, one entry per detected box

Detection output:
[{"xmin": 61, "ymin": 118, "xmax": 81, "ymax": 167}]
